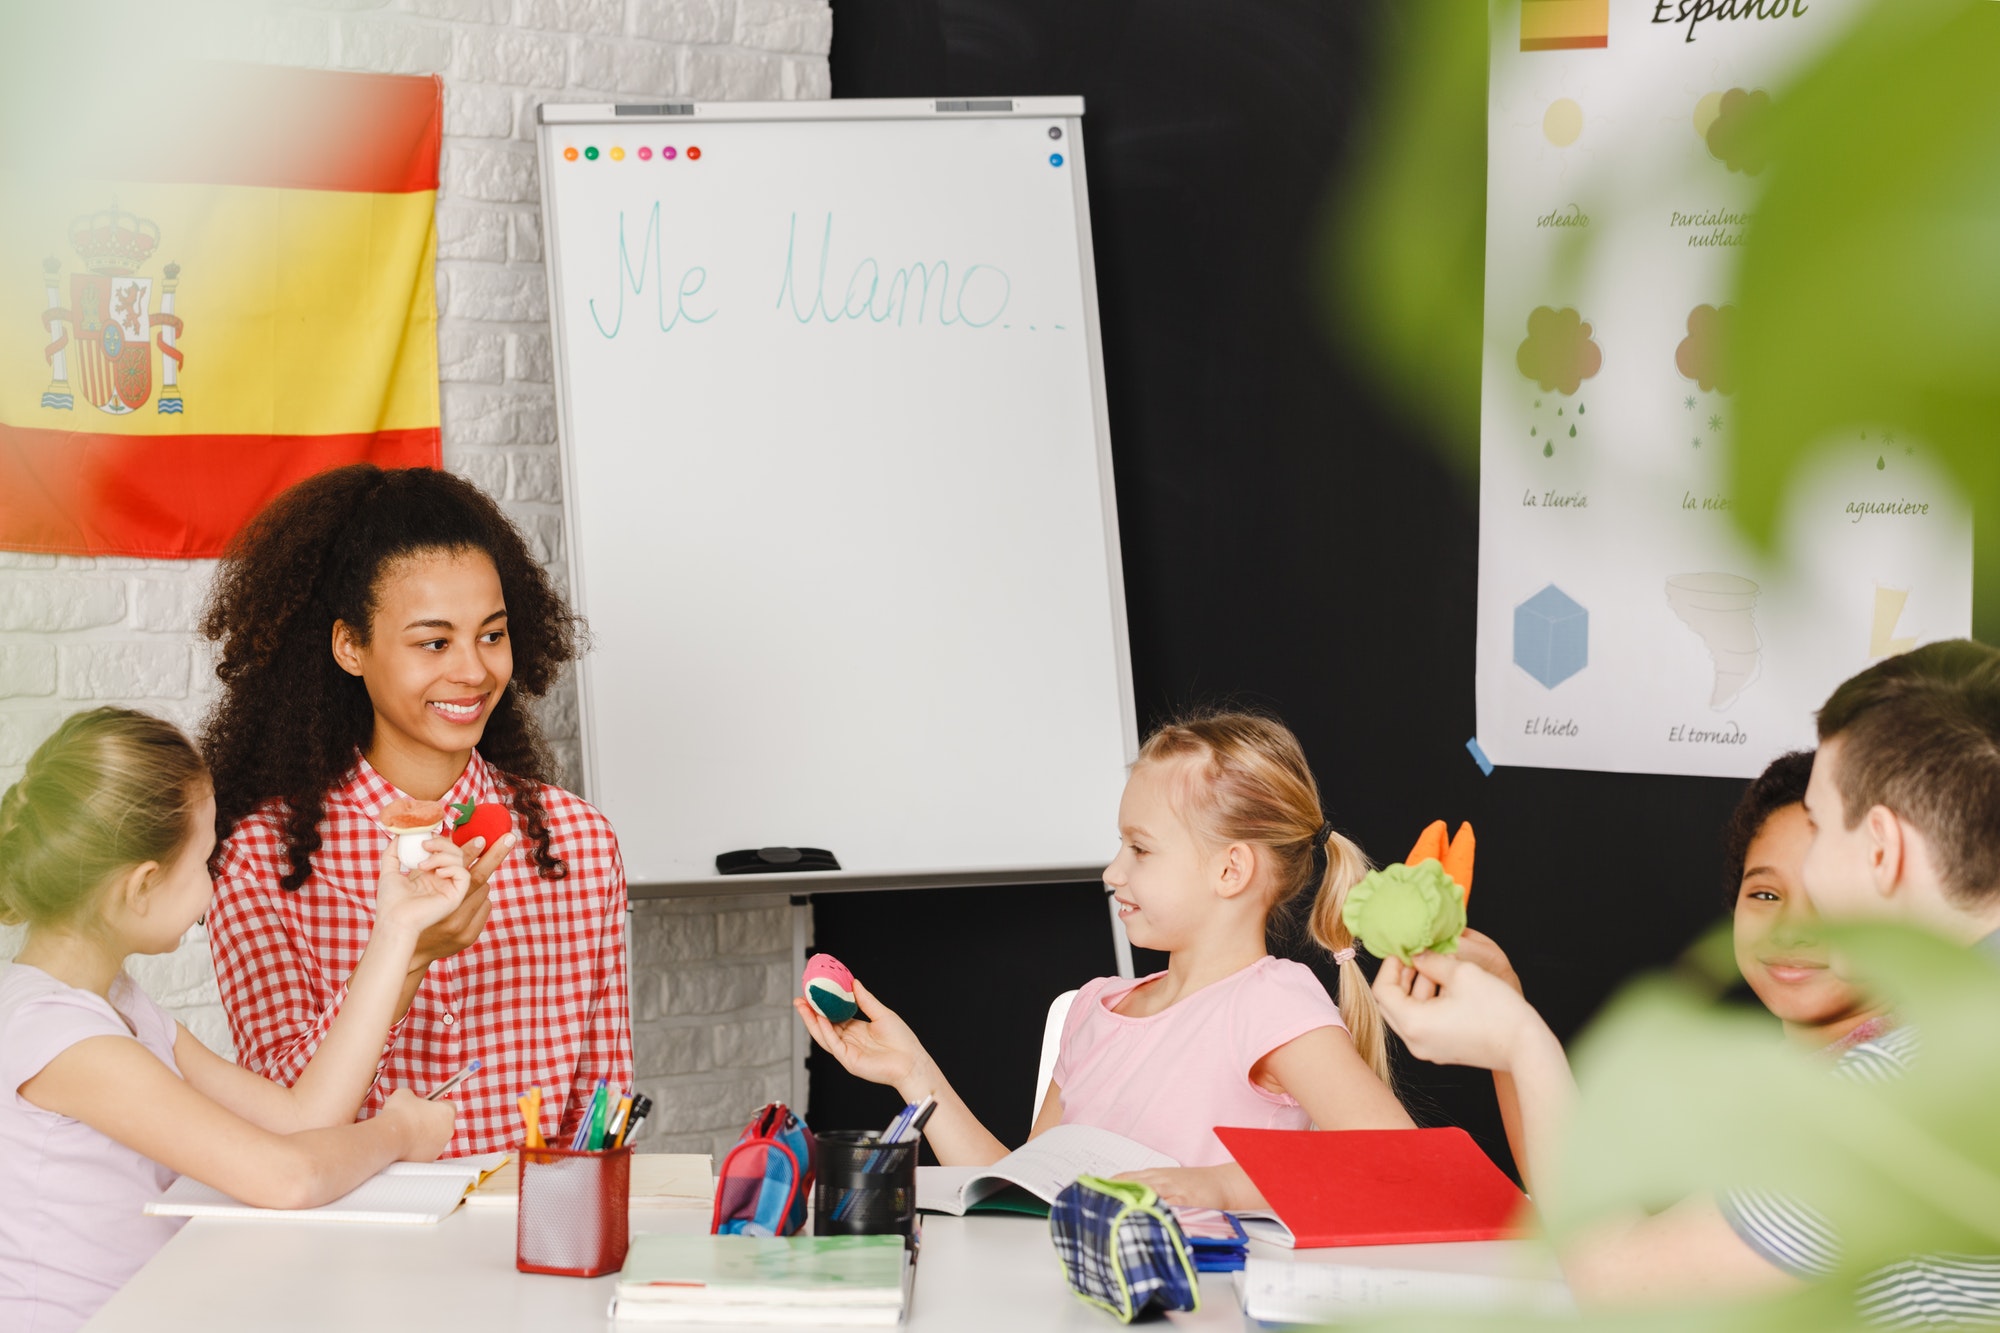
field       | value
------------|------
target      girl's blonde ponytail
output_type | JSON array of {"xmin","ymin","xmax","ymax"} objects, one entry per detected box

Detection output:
[{"xmin": 1308, "ymin": 829, "xmax": 1393, "ymax": 1087}]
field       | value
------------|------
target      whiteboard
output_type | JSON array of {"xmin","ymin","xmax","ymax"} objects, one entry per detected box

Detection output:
[{"xmin": 537, "ymin": 99, "xmax": 1135, "ymax": 893}]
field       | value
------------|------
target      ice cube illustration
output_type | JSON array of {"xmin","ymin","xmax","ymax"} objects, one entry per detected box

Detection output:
[
  {"xmin": 1513, "ymin": 584, "xmax": 1588, "ymax": 689},
  {"xmin": 1665, "ymin": 572, "xmax": 1760, "ymax": 709}
]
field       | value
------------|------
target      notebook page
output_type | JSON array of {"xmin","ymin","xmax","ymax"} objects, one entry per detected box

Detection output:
[
  {"xmin": 1239, "ymin": 1257, "xmax": 1572, "ymax": 1320},
  {"xmin": 145, "ymin": 1169, "xmax": 478, "ymax": 1224},
  {"xmin": 917, "ymin": 1125, "xmax": 1176, "ymax": 1213}
]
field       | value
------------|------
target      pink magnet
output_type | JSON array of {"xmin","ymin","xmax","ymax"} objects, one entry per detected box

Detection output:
[{"xmin": 638, "ymin": 146, "xmax": 653, "ymax": 160}]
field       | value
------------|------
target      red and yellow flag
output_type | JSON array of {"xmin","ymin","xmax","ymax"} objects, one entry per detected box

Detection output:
[{"xmin": 0, "ymin": 65, "xmax": 441, "ymax": 557}]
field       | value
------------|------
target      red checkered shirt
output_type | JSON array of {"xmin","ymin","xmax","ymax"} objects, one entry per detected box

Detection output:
[{"xmin": 207, "ymin": 750, "xmax": 633, "ymax": 1156}]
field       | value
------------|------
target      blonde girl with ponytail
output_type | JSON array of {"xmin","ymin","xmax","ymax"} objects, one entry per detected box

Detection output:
[
  {"xmin": 795, "ymin": 709, "xmax": 1410, "ymax": 1212},
  {"xmin": 0, "ymin": 709, "xmax": 472, "ymax": 1333}
]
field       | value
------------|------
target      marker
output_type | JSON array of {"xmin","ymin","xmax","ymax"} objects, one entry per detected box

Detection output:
[
  {"xmin": 425, "ymin": 1058, "xmax": 481, "ymax": 1101},
  {"xmin": 617, "ymin": 1094, "xmax": 653, "ymax": 1147},
  {"xmin": 587, "ymin": 1080, "xmax": 613, "ymax": 1150},
  {"xmin": 518, "ymin": 1087, "xmax": 545, "ymax": 1149},
  {"xmin": 605, "ymin": 1095, "xmax": 634, "ymax": 1146},
  {"xmin": 573, "ymin": 1081, "xmax": 607, "ymax": 1150}
]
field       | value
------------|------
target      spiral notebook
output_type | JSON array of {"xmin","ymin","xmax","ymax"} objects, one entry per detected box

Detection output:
[{"xmin": 144, "ymin": 1152, "xmax": 509, "ymax": 1225}]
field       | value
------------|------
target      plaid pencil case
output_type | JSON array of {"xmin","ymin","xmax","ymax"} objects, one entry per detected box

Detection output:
[{"xmin": 1049, "ymin": 1176, "xmax": 1201, "ymax": 1323}]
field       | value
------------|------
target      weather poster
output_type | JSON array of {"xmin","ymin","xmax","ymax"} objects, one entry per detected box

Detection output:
[{"xmin": 1473, "ymin": 0, "xmax": 1973, "ymax": 779}]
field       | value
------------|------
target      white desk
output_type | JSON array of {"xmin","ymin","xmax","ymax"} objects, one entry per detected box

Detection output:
[{"xmin": 85, "ymin": 1199, "xmax": 1554, "ymax": 1331}]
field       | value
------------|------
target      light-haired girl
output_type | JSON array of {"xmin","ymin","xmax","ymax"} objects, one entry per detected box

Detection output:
[
  {"xmin": 0, "ymin": 709, "xmax": 469, "ymax": 1333},
  {"xmin": 796, "ymin": 710, "xmax": 1412, "ymax": 1210}
]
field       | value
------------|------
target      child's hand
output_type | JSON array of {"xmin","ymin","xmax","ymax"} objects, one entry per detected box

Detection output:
[
  {"xmin": 1454, "ymin": 928, "xmax": 1525, "ymax": 996},
  {"xmin": 1117, "ymin": 1164, "xmax": 1264, "ymax": 1212},
  {"xmin": 379, "ymin": 1088, "xmax": 456, "ymax": 1162},
  {"xmin": 1372, "ymin": 952, "xmax": 1548, "ymax": 1074},
  {"xmin": 373, "ymin": 839, "xmax": 473, "ymax": 939},
  {"xmin": 791, "ymin": 978, "xmax": 934, "ymax": 1098}
]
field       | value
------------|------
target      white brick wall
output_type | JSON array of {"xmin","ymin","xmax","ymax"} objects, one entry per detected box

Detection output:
[{"xmin": 0, "ymin": 0, "xmax": 829, "ymax": 1142}]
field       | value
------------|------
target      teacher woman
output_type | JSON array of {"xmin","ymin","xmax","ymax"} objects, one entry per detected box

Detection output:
[{"xmin": 198, "ymin": 465, "xmax": 632, "ymax": 1155}]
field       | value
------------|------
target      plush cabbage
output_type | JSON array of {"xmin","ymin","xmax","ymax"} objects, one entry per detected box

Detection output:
[{"xmin": 1340, "ymin": 858, "xmax": 1467, "ymax": 963}]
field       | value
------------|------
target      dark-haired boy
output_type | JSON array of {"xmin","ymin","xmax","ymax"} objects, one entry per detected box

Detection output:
[{"xmin": 1722, "ymin": 638, "xmax": 2000, "ymax": 1320}]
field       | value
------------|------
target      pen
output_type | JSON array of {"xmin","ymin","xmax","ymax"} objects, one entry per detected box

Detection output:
[
  {"xmin": 618, "ymin": 1093, "xmax": 653, "ymax": 1147},
  {"xmin": 425, "ymin": 1058, "xmax": 482, "ymax": 1101},
  {"xmin": 897, "ymin": 1098, "xmax": 939, "ymax": 1143},
  {"xmin": 880, "ymin": 1097, "xmax": 920, "ymax": 1143}
]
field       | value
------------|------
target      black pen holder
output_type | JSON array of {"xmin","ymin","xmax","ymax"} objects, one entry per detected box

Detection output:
[{"xmin": 813, "ymin": 1131, "xmax": 916, "ymax": 1237}]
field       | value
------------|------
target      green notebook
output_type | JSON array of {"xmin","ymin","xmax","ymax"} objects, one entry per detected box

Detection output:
[{"xmin": 615, "ymin": 1234, "xmax": 907, "ymax": 1309}]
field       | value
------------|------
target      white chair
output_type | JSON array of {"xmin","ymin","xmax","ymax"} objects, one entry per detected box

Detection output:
[{"xmin": 1031, "ymin": 989, "xmax": 1079, "ymax": 1125}]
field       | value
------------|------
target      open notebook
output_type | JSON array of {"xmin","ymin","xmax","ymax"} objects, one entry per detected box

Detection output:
[
  {"xmin": 915, "ymin": 1124, "xmax": 1176, "ymax": 1215},
  {"xmin": 144, "ymin": 1152, "xmax": 510, "ymax": 1225}
]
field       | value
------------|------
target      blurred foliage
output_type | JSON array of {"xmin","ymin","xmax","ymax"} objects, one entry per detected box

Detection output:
[
  {"xmin": 1349, "ymin": 925, "xmax": 2000, "ymax": 1330},
  {"xmin": 1326, "ymin": 0, "xmax": 1998, "ymax": 635},
  {"xmin": 1730, "ymin": 2, "xmax": 2000, "ymax": 636}
]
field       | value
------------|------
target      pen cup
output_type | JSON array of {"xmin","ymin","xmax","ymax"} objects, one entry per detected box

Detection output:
[
  {"xmin": 516, "ymin": 1144, "xmax": 631, "ymax": 1277},
  {"xmin": 814, "ymin": 1131, "xmax": 917, "ymax": 1238}
]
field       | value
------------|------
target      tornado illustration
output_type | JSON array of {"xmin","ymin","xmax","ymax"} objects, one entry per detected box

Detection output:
[{"xmin": 1665, "ymin": 573, "xmax": 1761, "ymax": 710}]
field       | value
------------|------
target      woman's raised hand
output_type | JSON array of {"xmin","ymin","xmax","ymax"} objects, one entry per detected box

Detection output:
[{"xmin": 791, "ymin": 977, "xmax": 934, "ymax": 1097}]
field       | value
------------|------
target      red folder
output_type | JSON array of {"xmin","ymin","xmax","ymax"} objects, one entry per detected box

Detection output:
[{"xmin": 1216, "ymin": 1127, "xmax": 1533, "ymax": 1247}]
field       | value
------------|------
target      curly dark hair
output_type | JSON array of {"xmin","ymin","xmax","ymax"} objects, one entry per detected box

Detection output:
[
  {"xmin": 1719, "ymin": 749, "xmax": 1815, "ymax": 908},
  {"xmin": 199, "ymin": 465, "xmax": 582, "ymax": 890}
]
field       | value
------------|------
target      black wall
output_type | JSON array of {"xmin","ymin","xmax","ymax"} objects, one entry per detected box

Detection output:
[{"xmin": 806, "ymin": 0, "xmax": 1750, "ymax": 1178}]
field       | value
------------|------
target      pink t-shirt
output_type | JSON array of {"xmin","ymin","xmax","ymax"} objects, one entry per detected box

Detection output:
[
  {"xmin": 1050, "ymin": 955, "xmax": 1347, "ymax": 1167},
  {"xmin": 0, "ymin": 964, "xmax": 185, "ymax": 1333}
]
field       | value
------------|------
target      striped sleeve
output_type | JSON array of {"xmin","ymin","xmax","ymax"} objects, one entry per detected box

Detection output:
[
  {"xmin": 1858, "ymin": 1254, "xmax": 2000, "ymax": 1328},
  {"xmin": 1720, "ymin": 1187, "xmax": 1843, "ymax": 1278}
]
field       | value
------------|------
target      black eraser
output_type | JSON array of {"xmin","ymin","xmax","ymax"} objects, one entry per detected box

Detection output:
[{"xmin": 716, "ymin": 847, "xmax": 842, "ymax": 875}]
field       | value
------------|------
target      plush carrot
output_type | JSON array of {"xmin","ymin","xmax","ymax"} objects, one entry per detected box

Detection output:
[
  {"xmin": 1404, "ymin": 819, "xmax": 1476, "ymax": 906},
  {"xmin": 1441, "ymin": 823, "xmax": 1475, "ymax": 905},
  {"xmin": 1404, "ymin": 819, "xmax": 1449, "ymax": 868}
]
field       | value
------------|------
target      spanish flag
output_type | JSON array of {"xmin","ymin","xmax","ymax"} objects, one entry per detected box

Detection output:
[{"xmin": 0, "ymin": 65, "xmax": 441, "ymax": 557}]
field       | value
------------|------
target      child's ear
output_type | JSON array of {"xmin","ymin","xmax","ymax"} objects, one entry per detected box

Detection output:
[
  {"xmin": 1864, "ymin": 803, "xmax": 1905, "ymax": 901},
  {"xmin": 109, "ymin": 860, "xmax": 164, "ymax": 919},
  {"xmin": 330, "ymin": 619, "xmax": 366, "ymax": 677},
  {"xmin": 1216, "ymin": 842, "xmax": 1258, "ymax": 900}
]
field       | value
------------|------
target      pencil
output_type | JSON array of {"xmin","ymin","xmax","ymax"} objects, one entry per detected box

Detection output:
[{"xmin": 425, "ymin": 1058, "xmax": 482, "ymax": 1101}]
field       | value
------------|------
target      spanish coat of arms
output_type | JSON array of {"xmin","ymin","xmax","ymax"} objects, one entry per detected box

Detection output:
[{"xmin": 39, "ymin": 207, "xmax": 186, "ymax": 415}]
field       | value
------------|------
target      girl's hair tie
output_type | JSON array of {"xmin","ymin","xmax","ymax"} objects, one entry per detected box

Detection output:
[
  {"xmin": 1332, "ymin": 946, "xmax": 1356, "ymax": 965},
  {"xmin": 1314, "ymin": 819, "xmax": 1335, "ymax": 848}
]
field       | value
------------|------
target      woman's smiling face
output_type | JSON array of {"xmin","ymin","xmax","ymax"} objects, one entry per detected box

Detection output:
[
  {"xmin": 334, "ymin": 546, "xmax": 513, "ymax": 764},
  {"xmin": 1733, "ymin": 802, "xmax": 1873, "ymax": 1034}
]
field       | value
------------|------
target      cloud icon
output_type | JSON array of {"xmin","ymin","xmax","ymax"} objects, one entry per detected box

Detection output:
[
  {"xmin": 1675, "ymin": 303, "xmax": 1736, "ymax": 394},
  {"xmin": 1705, "ymin": 88, "xmax": 1771, "ymax": 176},
  {"xmin": 1516, "ymin": 306, "xmax": 1602, "ymax": 395}
]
